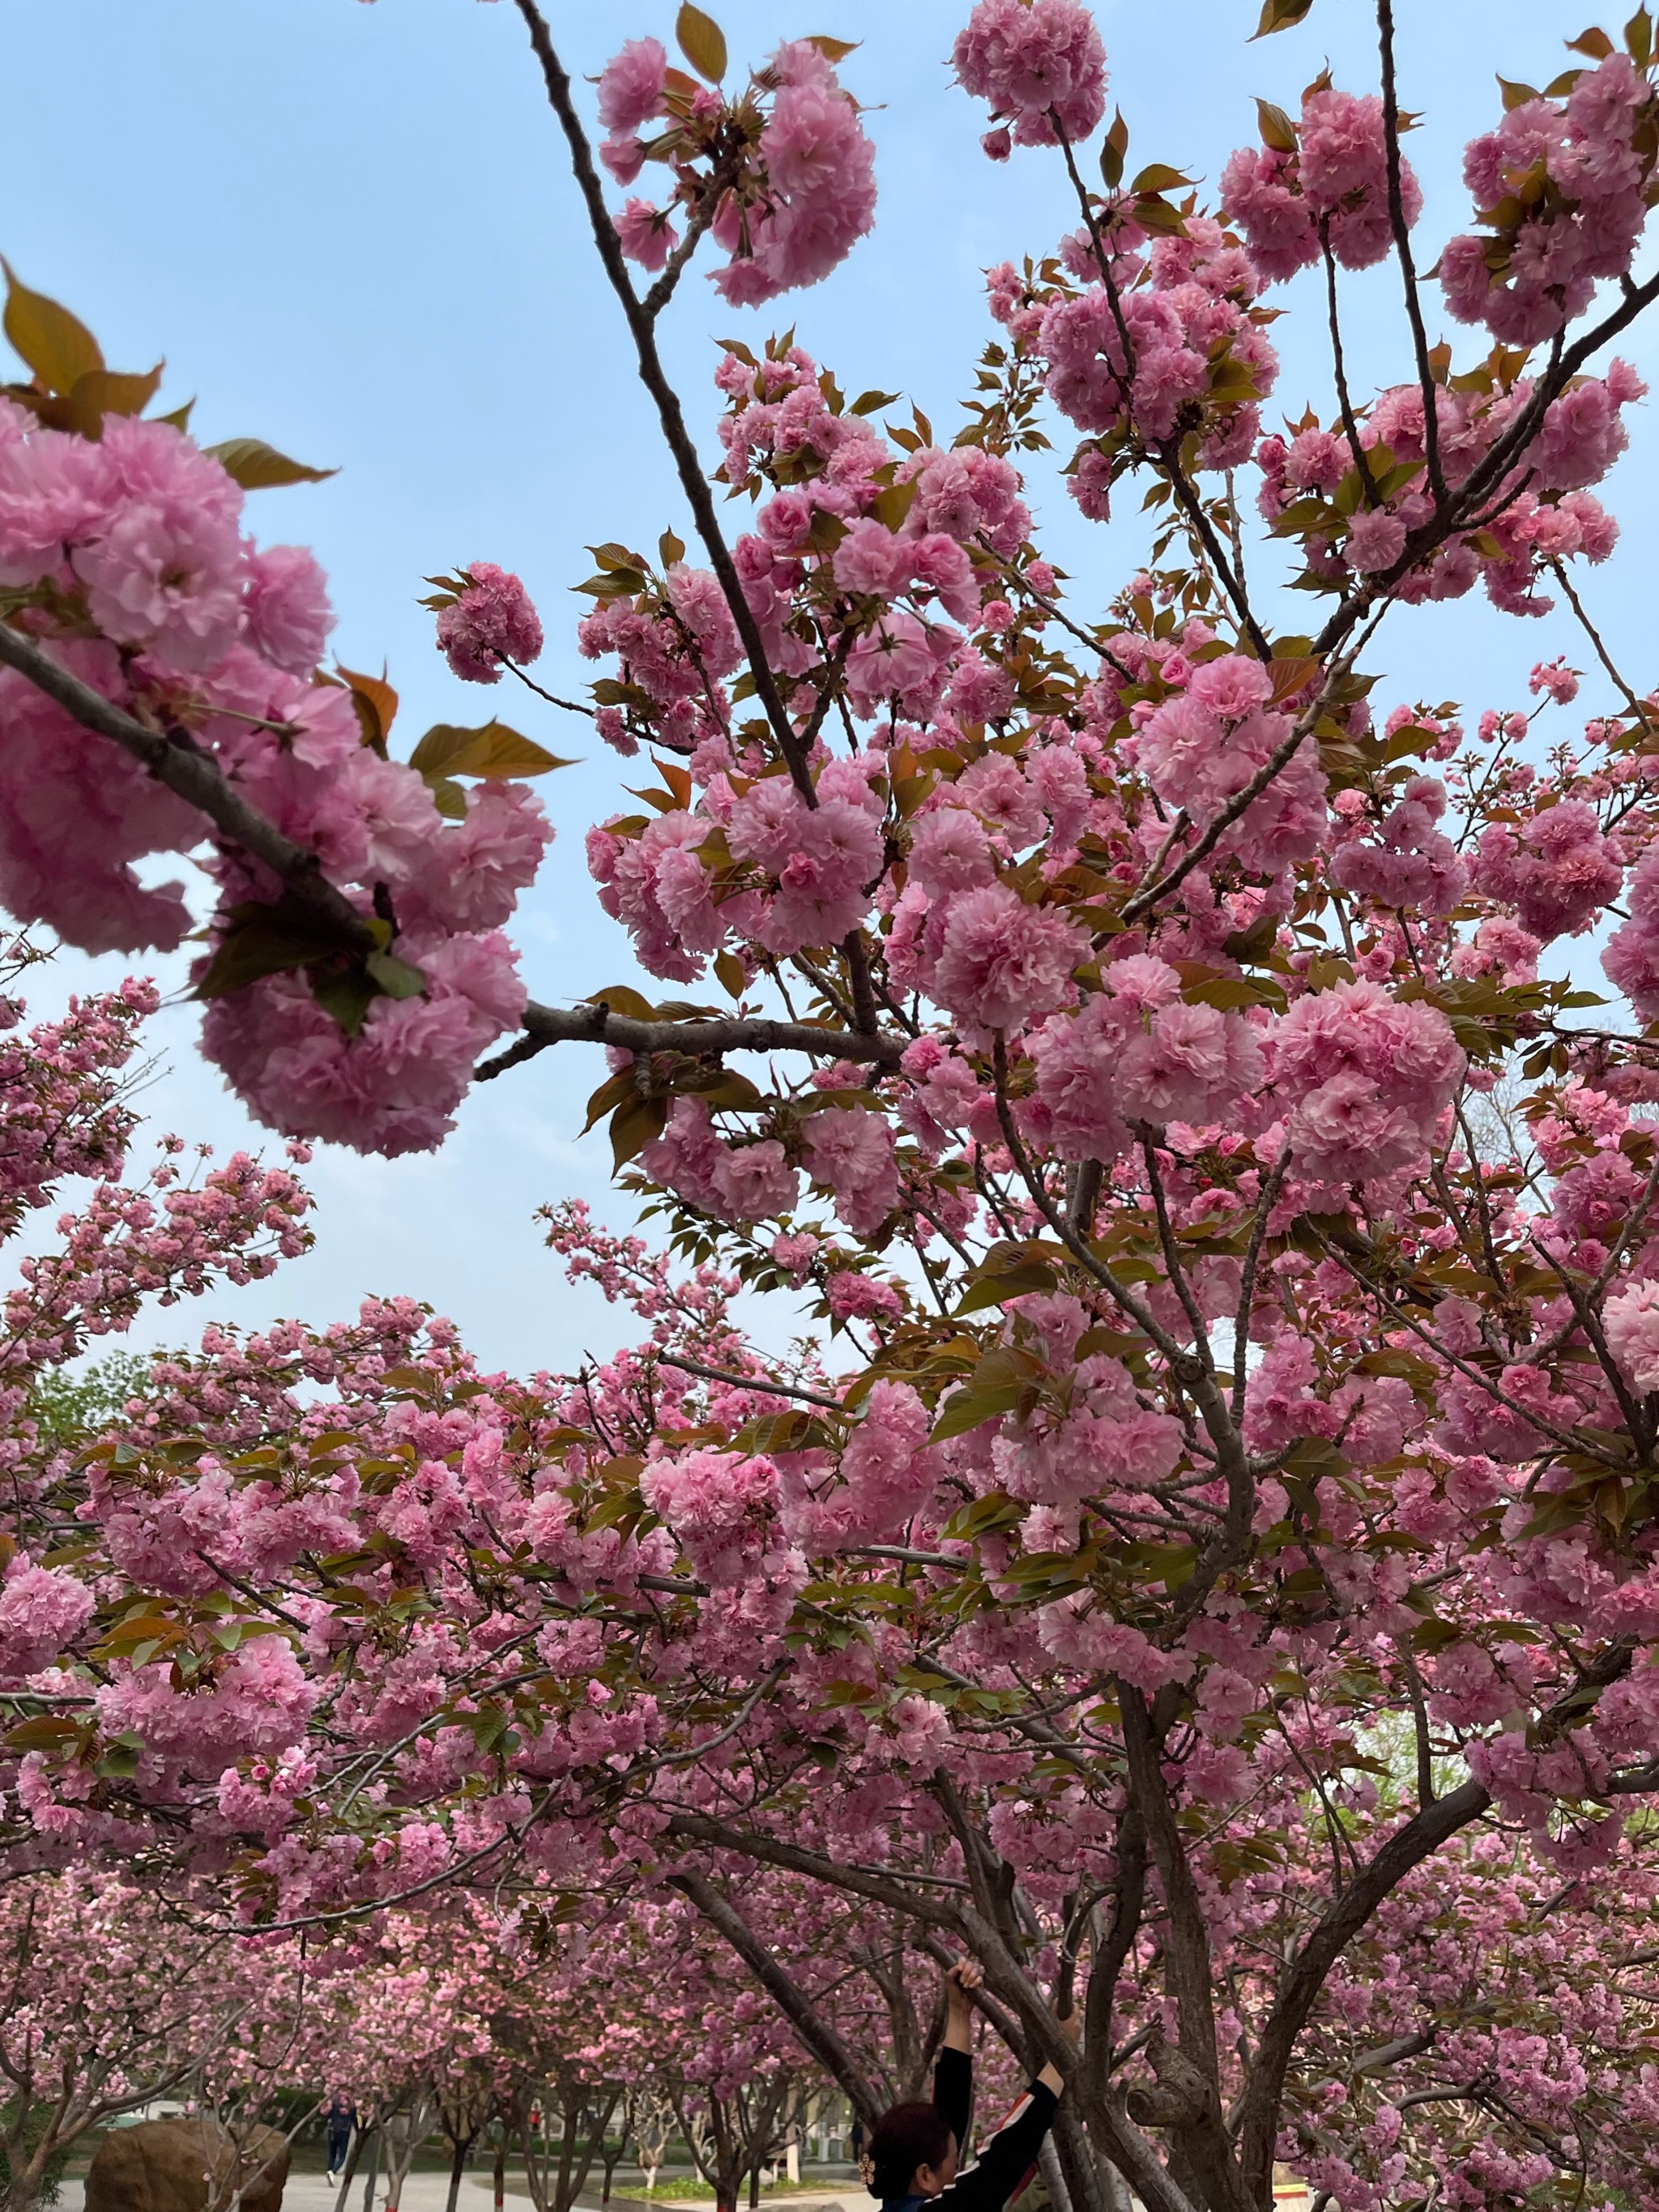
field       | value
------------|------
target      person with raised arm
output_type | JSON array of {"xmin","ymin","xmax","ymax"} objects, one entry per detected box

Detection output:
[{"xmin": 863, "ymin": 1962, "xmax": 1077, "ymax": 2212}]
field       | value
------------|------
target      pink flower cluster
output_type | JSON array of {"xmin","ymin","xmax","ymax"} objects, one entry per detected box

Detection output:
[
  {"xmin": 1443, "ymin": 56, "xmax": 1657, "ymax": 343},
  {"xmin": 1029, "ymin": 953, "xmax": 1262, "ymax": 1164},
  {"xmin": 952, "ymin": 0, "xmax": 1107, "ymax": 152},
  {"xmin": 1603, "ymin": 845, "xmax": 1659, "ymax": 1019},
  {"xmin": 1037, "ymin": 216, "xmax": 1277, "ymax": 470},
  {"xmin": 1221, "ymin": 85, "xmax": 1422, "ymax": 285},
  {"xmin": 639, "ymin": 1448, "xmax": 788, "ymax": 1587},
  {"xmin": 1137, "ymin": 652, "xmax": 1325, "ymax": 868},
  {"xmin": 1331, "ymin": 778, "xmax": 1469, "ymax": 917},
  {"xmin": 1267, "ymin": 979, "xmax": 1465, "ymax": 1183},
  {"xmin": 435, "ymin": 562, "xmax": 544, "ymax": 684},
  {"xmin": 596, "ymin": 36, "xmax": 876, "ymax": 306},
  {"xmin": 1256, "ymin": 361, "xmax": 1637, "ymax": 616},
  {"xmin": 0, "ymin": 399, "xmax": 555, "ymax": 1155},
  {"xmin": 1471, "ymin": 798, "xmax": 1623, "ymax": 942},
  {"xmin": 642, "ymin": 1095, "xmax": 800, "ymax": 1226},
  {"xmin": 712, "ymin": 43, "xmax": 877, "ymax": 307}
]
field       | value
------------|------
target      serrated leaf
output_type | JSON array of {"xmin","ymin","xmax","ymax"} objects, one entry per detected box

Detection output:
[
  {"xmin": 2, "ymin": 263, "xmax": 104, "ymax": 394},
  {"xmin": 407, "ymin": 720, "xmax": 572, "ymax": 781},
  {"xmin": 365, "ymin": 950, "xmax": 426, "ymax": 1001},
  {"xmin": 60, "ymin": 365, "xmax": 164, "ymax": 438},
  {"xmin": 588, "ymin": 984, "xmax": 659, "ymax": 1023},
  {"xmin": 204, "ymin": 437, "xmax": 337, "ymax": 489},
  {"xmin": 311, "ymin": 969, "xmax": 379, "ymax": 1038},
  {"xmin": 1131, "ymin": 163, "xmax": 1191, "ymax": 194},
  {"xmin": 1100, "ymin": 108, "xmax": 1128, "ymax": 190},
  {"xmin": 335, "ymin": 663, "xmax": 399, "ymax": 750},
  {"xmin": 676, "ymin": 2, "xmax": 727, "ymax": 82},
  {"xmin": 1267, "ymin": 654, "xmax": 1322, "ymax": 703},
  {"xmin": 612, "ymin": 1091, "xmax": 670, "ymax": 1169},
  {"xmin": 1256, "ymin": 98, "xmax": 1299, "ymax": 152},
  {"xmin": 1251, "ymin": 0, "xmax": 1314, "ymax": 33},
  {"xmin": 4, "ymin": 1715, "xmax": 81, "ymax": 1751},
  {"xmin": 194, "ymin": 904, "xmax": 352, "ymax": 1000},
  {"xmin": 850, "ymin": 389, "xmax": 902, "ymax": 416}
]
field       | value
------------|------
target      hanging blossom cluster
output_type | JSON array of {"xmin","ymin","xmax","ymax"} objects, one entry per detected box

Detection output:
[
  {"xmin": 0, "ymin": 355, "xmax": 559, "ymax": 1153},
  {"xmin": 597, "ymin": 30, "xmax": 876, "ymax": 304}
]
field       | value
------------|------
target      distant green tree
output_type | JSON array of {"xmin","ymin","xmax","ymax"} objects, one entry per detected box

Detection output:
[{"xmin": 27, "ymin": 1352, "xmax": 152, "ymax": 1446}]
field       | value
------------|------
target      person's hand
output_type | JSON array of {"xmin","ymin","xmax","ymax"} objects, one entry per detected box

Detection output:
[{"xmin": 944, "ymin": 1959, "xmax": 983, "ymax": 2010}]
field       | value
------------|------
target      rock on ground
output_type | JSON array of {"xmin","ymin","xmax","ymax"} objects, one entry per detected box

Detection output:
[{"xmin": 83, "ymin": 2117, "xmax": 289, "ymax": 2212}]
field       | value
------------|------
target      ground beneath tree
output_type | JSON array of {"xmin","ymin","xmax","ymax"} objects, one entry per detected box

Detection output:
[{"xmin": 52, "ymin": 2175, "xmax": 864, "ymax": 2210}]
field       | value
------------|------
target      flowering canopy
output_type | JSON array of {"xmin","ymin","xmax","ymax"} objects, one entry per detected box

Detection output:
[{"xmin": 10, "ymin": 4, "xmax": 1659, "ymax": 2212}]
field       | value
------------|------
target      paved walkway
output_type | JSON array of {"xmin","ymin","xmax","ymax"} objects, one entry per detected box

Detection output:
[{"xmin": 53, "ymin": 2175, "xmax": 864, "ymax": 2211}]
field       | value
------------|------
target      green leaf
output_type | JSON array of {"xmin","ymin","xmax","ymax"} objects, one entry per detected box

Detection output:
[
  {"xmin": 407, "ymin": 720, "xmax": 573, "ymax": 782},
  {"xmin": 1497, "ymin": 75, "xmax": 1540, "ymax": 109},
  {"xmin": 2, "ymin": 262, "xmax": 104, "ymax": 394},
  {"xmin": 612, "ymin": 1091, "xmax": 670, "ymax": 1169},
  {"xmin": 310, "ymin": 968, "xmax": 379, "ymax": 1038},
  {"xmin": 1131, "ymin": 163, "xmax": 1191, "ymax": 194},
  {"xmin": 203, "ymin": 437, "xmax": 338, "ymax": 489},
  {"xmin": 953, "ymin": 1249, "xmax": 1060, "ymax": 1316},
  {"xmin": 1100, "ymin": 108, "xmax": 1129, "ymax": 190},
  {"xmin": 850, "ymin": 389, "xmax": 902, "ymax": 416},
  {"xmin": 1251, "ymin": 0, "xmax": 1314, "ymax": 32},
  {"xmin": 588, "ymin": 984, "xmax": 659, "ymax": 1023},
  {"xmin": 365, "ymin": 950, "xmax": 426, "ymax": 1001},
  {"xmin": 940, "ymin": 1490, "xmax": 1024, "ymax": 1542},
  {"xmin": 676, "ymin": 2, "xmax": 727, "ymax": 81},
  {"xmin": 805, "ymin": 34, "xmax": 858, "ymax": 61},
  {"xmin": 60, "ymin": 365, "xmax": 164, "ymax": 438},
  {"xmin": 930, "ymin": 1349, "xmax": 1037, "ymax": 1443},
  {"xmin": 1256, "ymin": 98, "xmax": 1299, "ymax": 152},
  {"xmin": 194, "ymin": 904, "xmax": 353, "ymax": 1000}
]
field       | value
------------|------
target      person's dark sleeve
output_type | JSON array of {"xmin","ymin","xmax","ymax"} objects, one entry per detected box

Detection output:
[
  {"xmin": 932, "ymin": 2046, "xmax": 972, "ymax": 2150},
  {"xmin": 935, "ymin": 2080, "xmax": 1059, "ymax": 2212}
]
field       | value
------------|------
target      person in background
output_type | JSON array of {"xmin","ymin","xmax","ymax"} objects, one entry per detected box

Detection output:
[
  {"xmin": 325, "ymin": 2095, "xmax": 358, "ymax": 2183},
  {"xmin": 861, "ymin": 1962, "xmax": 1077, "ymax": 2212}
]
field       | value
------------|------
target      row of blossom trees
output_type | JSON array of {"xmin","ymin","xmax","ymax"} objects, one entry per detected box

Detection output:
[{"xmin": 7, "ymin": 0, "xmax": 1659, "ymax": 2210}]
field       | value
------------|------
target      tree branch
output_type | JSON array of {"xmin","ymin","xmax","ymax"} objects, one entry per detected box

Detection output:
[
  {"xmin": 0, "ymin": 619, "xmax": 375, "ymax": 954},
  {"xmin": 475, "ymin": 1001, "xmax": 906, "ymax": 1081},
  {"xmin": 507, "ymin": 0, "xmax": 821, "ymax": 808},
  {"xmin": 667, "ymin": 1868, "xmax": 884, "ymax": 2122}
]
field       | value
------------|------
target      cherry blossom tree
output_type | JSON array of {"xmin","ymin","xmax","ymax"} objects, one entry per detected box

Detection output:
[
  {"xmin": 11, "ymin": 5, "xmax": 1659, "ymax": 2212},
  {"xmin": 0, "ymin": 1868, "xmax": 309, "ymax": 2212}
]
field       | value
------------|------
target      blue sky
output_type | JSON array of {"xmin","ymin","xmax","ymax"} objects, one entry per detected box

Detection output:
[{"xmin": 6, "ymin": 0, "xmax": 1653, "ymax": 1375}]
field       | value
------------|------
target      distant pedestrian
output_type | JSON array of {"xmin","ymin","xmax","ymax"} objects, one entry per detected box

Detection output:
[{"xmin": 326, "ymin": 2095, "xmax": 358, "ymax": 2182}]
